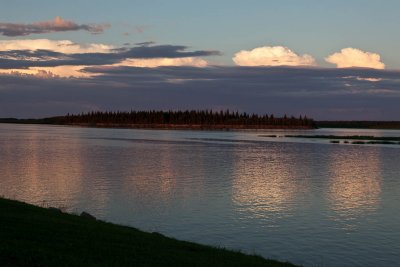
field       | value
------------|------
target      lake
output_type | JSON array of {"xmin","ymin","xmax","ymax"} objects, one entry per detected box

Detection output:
[{"xmin": 1, "ymin": 124, "xmax": 399, "ymax": 267}]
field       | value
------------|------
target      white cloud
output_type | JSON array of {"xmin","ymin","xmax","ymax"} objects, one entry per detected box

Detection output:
[
  {"xmin": 117, "ymin": 57, "xmax": 208, "ymax": 68},
  {"xmin": 356, "ymin": 77, "xmax": 382, "ymax": 82},
  {"xmin": 326, "ymin": 48, "xmax": 385, "ymax": 69},
  {"xmin": 233, "ymin": 46, "xmax": 316, "ymax": 67},
  {"xmin": 0, "ymin": 39, "xmax": 113, "ymax": 54},
  {"xmin": 343, "ymin": 76, "xmax": 383, "ymax": 82}
]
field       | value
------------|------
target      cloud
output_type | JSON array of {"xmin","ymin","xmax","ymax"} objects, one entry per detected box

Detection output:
[
  {"xmin": 0, "ymin": 39, "xmax": 113, "ymax": 54},
  {"xmin": 0, "ymin": 42, "xmax": 219, "ymax": 69},
  {"xmin": 0, "ymin": 16, "xmax": 109, "ymax": 36},
  {"xmin": 325, "ymin": 48, "xmax": 385, "ymax": 69},
  {"xmin": 121, "ymin": 45, "xmax": 220, "ymax": 59},
  {"xmin": 117, "ymin": 57, "xmax": 208, "ymax": 68},
  {"xmin": 342, "ymin": 76, "xmax": 382, "ymax": 82},
  {"xmin": 0, "ymin": 41, "xmax": 218, "ymax": 77},
  {"xmin": 1, "ymin": 66, "xmax": 400, "ymax": 120},
  {"xmin": 233, "ymin": 46, "xmax": 316, "ymax": 67},
  {"xmin": 135, "ymin": 41, "xmax": 155, "ymax": 47},
  {"xmin": 0, "ymin": 58, "xmax": 208, "ymax": 78}
]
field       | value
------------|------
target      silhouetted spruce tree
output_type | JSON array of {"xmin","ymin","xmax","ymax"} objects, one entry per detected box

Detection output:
[{"xmin": 56, "ymin": 110, "xmax": 314, "ymax": 128}]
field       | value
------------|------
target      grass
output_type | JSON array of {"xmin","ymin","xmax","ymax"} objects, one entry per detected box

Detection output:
[
  {"xmin": 0, "ymin": 198, "xmax": 298, "ymax": 267},
  {"xmin": 260, "ymin": 134, "xmax": 400, "ymax": 146},
  {"xmin": 352, "ymin": 141, "xmax": 366, "ymax": 145}
]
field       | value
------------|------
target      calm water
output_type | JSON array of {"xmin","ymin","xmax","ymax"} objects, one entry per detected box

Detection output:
[{"xmin": 1, "ymin": 124, "xmax": 400, "ymax": 267}]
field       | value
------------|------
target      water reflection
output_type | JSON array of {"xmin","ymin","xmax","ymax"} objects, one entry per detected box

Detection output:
[
  {"xmin": 0, "ymin": 126, "xmax": 84, "ymax": 210},
  {"xmin": 232, "ymin": 145, "xmax": 310, "ymax": 220},
  {"xmin": 327, "ymin": 147, "xmax": 382, "ymax": 223},
  {"xmin": 121, "ymin": 144, "xmax": 180, "ymax": 204},
  {"xmin": 119, "ymin": 141, "xmax": 217, "ymax": 213}
]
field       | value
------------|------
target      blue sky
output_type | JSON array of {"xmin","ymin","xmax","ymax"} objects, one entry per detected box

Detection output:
[
  {"xmin": 1, "ymin": 0, "xmax": 400, "ymax": 67},
  {"xmin": 1, "ymin": 1, "xmax": 400, "ymax": 119}
]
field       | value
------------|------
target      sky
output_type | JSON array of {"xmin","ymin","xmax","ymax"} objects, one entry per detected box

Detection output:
[{"xmin": 1, "ymin": 0, "xmax": 400, "ymax": 120}]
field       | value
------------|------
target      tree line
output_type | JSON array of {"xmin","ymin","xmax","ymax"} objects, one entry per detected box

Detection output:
[{"xmin": 56, "ymin": 110, "xmax": 315, "ymax": 127}]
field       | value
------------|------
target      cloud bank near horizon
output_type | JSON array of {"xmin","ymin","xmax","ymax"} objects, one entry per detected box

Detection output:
[
  {"xmin": 1, "ymin": 66, "xmax": 399, "ymax": 120},
  {"xmin": 0, "ymin": 16, "xmax": 109, "ymax": 36},
  {"xmin": 0, "ymin": 36, "xmax": 397, "ymax": 120}
]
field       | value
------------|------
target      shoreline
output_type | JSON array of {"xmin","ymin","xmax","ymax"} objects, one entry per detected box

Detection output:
[
  {"xmin": 0, "ymin": 197, "xmax": 298, "ymax": 267},
  {"xmin": 65, "ymin": 122, "xmax": 315, "ymax": 130},
  {"xmin": 3, "ymin": 119, "xmax": 400, "ymax": 130},
  {"xmin": 0, "ymin": 121, "xmax": 316, "ymax": 131}
]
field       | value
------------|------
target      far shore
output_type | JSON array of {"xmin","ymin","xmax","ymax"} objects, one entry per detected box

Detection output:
[
  {"xmin": 3, "ymin": 118, "xmax": 400, "ymax": 130},
  {"xmin": 65, "ymin": 122, "xmax": 315, "ymax": 130},
  {"xmin": 0, "ymin": 119, "xmax": 316, "ymax": 131}
]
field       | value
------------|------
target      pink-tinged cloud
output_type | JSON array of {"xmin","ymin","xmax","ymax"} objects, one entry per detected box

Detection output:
[
  {"xmin": 117, "ymin": 57, "xmax": 208, "ymax": 68},
  {"xmin": 0, "ymin": 39, "xmax": 212, "ymax": 78},
  {"xmin": 233, "ymin": 46, "xmax": 316, "ymax": 67},
  {"xmin": 0, "ymin": 39, "xmax": 113, "ymax": 54},
  {"xmin": 0, "ymin": 65, "xmax": 95, "ymax": 78},
  {"xmin": 326, "ymin": 48, "xmax": 385, "ymax": 69},
  {"xmin": 0, "ymin": 58, "xmax": 210, "ymax": 78},
  {"xmin": 0, "ymin": 16, "xmax": 109, "ymax": 36}
]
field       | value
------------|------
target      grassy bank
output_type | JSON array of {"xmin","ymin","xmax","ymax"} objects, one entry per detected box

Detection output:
[{"xmin": 0, "ymin": 198, "xmax": 297, "ymax": 267}]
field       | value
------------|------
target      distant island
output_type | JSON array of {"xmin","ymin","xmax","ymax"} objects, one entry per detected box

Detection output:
[
  {"xmin": 2, "ymin": 112, "xmax": 400, "ymax": 130},
  {"xmin": 0, "ymin": 110, "xmax": 316, "ymax": 130}
]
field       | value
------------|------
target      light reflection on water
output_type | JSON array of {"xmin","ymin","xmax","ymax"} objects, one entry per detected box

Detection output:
[
  {"xmin": 328, "ymin": 149, "xmax": 382, "ymax": 228},
  {"xmin": 232, "ymin": 145, "xmax": 307, "ymax": 219},
  {"xmin": 1, "ymin": 127, "xmax": 84, "ymax": 208},
  {"xmin": 0, "ymin": 124, "xmax": 400, "ymax": 267}
]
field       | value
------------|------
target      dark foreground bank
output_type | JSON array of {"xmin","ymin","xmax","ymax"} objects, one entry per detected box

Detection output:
[{"xmin": 0, "ymin": 198, "xmax": 298, "ymax": 267}]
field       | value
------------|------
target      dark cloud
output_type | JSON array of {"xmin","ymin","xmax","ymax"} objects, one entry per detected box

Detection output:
[
  {"xmin": 135, "ymin": 41, "xmax": 155, "ymax": 46},
  {"xmin": 0, "ymin": 45, "xmax": 221, "ymax": 68},
  {"xmin": 1, "ymin": 66, "xmax": 400, "ymax": 120},
  {"xmin": 121, "ymin": 45, "xmax": 221, "ymax": 58},
  {"xmin": 83, "ymin": 66, "xmax": 400, "ymax": 95},
  {"xmin": 0, "ymin": 16, "xmax": 108, "ymax": 36}
]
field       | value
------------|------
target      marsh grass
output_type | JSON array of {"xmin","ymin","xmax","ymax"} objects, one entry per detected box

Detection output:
[
  {"xmin": 284, "ymin": 135, "xmax": 400, "ymax": 141},
  {"xmin": 276, "ymin": 135, "xmax": 400, "ymax": 146}
]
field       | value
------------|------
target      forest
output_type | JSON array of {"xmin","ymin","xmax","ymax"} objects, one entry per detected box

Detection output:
[
  {"xmin": 52, "ymin": 110, "xmax": 315, "ymax": 129},
  {"xmin": 4, "ymin": 112, "xmax": 400, "ymax": 130}
]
